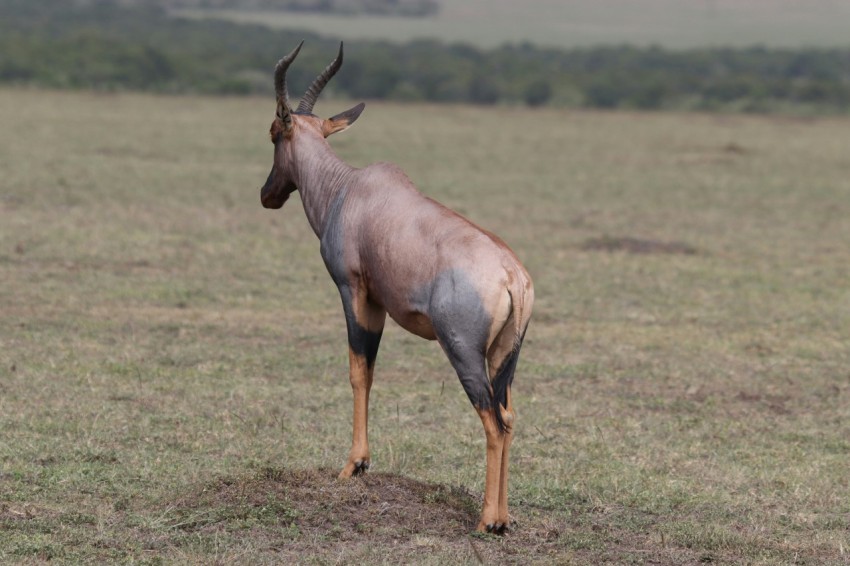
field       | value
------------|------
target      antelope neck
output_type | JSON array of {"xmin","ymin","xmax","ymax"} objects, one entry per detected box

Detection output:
[{"xmin": 292, "ymin": 133, "xmax": 356, "ymax": 238}]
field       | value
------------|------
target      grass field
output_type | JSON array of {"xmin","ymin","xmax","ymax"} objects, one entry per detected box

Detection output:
[
  {"xmin": 174, "ymin": 0, "xmax": 850, "ymax": 49},
  {"xmin": 1, "ymin": 88, "xmax": 849, "ymax": 564}
]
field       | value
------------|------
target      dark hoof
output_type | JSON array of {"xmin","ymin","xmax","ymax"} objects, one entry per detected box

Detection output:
[
  {"xmin": 486, "ymin": 522, "xmax": 508, "ymax": 535},
  {"xmin": 352, "ymin": 460, "xmax": 370, "ymax": 476}
]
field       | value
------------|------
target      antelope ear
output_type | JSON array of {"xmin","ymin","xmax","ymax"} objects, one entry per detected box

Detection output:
[{"xmin": 322, "ymin": 102, "xmax": 365, "ymax": 138}]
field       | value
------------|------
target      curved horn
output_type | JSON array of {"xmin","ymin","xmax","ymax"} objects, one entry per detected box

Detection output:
[
  {"xmin": 275, "ymin": 41, "xmax": 304, "ymax": 111},
  {"xmin": 297, "ymin": 42, "xmax": 344, "ymax": 114}
]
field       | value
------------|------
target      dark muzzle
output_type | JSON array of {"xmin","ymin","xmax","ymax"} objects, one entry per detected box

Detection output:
[{"xmin": 260, "ymin": 168, "xmax": 290, "ymax": 209}]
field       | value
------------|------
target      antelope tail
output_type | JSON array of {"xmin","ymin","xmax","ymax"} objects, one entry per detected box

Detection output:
[{"xmin": 491, "ymin": 272, "xmax": 532, "ymax": 434}]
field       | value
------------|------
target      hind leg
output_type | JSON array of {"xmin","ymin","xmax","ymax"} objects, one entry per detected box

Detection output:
[
  {"xmin": 428, "ymin": 270, "xmax": 511, "ymax": 532},
  {"xmin": 475, "ymin": 400, "xmax": 515, "ymax": 534},
  {"xmin": 486, "ymin": 330, "xmax": 520, "ymax": 532},
  {"xmin": 476, "ymin": 405, "xmax": 507, "ymax": 533},
  {"xmin": 434, "ymin": 329, "xmax": 505, "ymax": 533},
  {"xmin": 497, "ymin": 389, "xmax": 515, "ymax": 529}
]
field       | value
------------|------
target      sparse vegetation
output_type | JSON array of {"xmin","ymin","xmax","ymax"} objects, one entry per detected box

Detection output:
[{"xmin": 1, "ymin": 88, "xmax": 849, "ymax": 563}]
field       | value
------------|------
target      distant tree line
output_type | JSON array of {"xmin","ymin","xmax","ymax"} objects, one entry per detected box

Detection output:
[
  {"xmin": 139, "ymin": 0, "xmax": 440, "ymax": 17},
  {"xmin": 2, "ymin": 0, "xmax": 849, "ymax": 113}
]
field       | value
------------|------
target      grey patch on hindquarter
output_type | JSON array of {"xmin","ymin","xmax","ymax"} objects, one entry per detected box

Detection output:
[
  {"xmin": 320, "ymin": 188, "xmax": 383, "ymax": 367},
  {"xmin": 413, "ymin": 269, "xmax": 493, "ymax": 409}
]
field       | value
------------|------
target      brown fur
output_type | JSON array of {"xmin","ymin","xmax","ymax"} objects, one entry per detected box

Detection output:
[{"xmin": 260, "ymin": 45, "xmax": 533, "ymax": 534}]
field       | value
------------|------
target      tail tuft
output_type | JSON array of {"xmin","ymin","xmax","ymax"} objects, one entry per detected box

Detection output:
[{"xmin": 491, "ymin": 337, "xmax": 522, "ymax": 435}]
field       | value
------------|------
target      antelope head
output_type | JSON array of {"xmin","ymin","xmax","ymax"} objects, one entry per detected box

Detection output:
[{"xmin": 260, "ymin": 41, "xmax": 366, "ymax": 209}]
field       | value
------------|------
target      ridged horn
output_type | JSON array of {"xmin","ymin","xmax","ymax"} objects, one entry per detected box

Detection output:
[
  {"xmin": 297, "ymin": 42, "xmax": 344, "ymax": 114},
  {"xmin": 274, "ymin": 41, "xmax": 304, "ymax": 112}
]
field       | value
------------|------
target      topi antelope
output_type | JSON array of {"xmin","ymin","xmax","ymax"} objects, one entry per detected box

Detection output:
[{"xmin": 259, "ymin": 42, "xmax": 534, "ymax": 533}]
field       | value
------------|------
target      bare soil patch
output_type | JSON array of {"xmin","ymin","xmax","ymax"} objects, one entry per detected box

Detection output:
[
  {"xmin": 161, "ymin": 468, "xmax": 483, "ymax": 558},
  {"xmin": 216, "ymin": 467, "xmax": 477, "ymax": 535},
  {"xmin": 581, "ymin": 236, "xmax": 699, "ymax": 255}
]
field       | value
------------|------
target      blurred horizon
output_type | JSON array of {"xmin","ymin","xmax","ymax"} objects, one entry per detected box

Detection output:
[
  {"xmin": 172, "ymin": 0, "xmax": 850, "ymax": 50},
  {"xmin": 2, "ymin": 0, "xmax": 850, "ymax": 113}
]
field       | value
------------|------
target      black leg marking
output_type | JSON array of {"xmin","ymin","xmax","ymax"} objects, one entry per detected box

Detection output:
[{"xmin": 344, "ymin": 299, "xmax": 383, "ymax": 369}]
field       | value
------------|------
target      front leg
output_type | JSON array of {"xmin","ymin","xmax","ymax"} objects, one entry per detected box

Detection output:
[{"xmin": 337, "ymin": 282, "xmax": 386, "ymax": 478}]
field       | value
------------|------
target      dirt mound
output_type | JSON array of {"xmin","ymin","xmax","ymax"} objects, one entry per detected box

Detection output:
[
  {"xmin": 250, "ymin": 467, "xmax": 479, "ymax": 536},
  {"xmin": 581, "ymin": 236, "xmax": 699, "ymax": 255},
  {"xmin": 160, "ymin": 467, "xmax": 497, "ymax": 561}
]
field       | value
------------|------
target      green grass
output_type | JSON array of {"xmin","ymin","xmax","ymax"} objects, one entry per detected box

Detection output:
[
  {"xmin": 1, "ymin": 88, "xmax": 850, "ymax": 564},
  {"xmin": 174, "ymin": 0, "xmax": 850, "ymax": 49}
]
